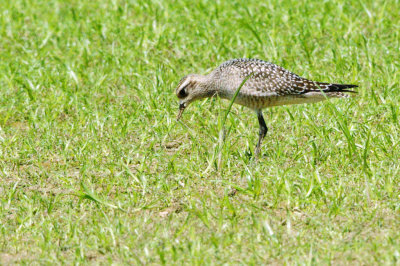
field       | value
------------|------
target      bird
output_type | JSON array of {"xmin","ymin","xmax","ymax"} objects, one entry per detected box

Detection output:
[{"xmin": 175, "ymin": 58, "xmax": 357, "ymax": 157}]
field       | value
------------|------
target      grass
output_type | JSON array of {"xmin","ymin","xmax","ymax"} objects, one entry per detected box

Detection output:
[{"xmin": 0, "ymin": 0, "xmax": 399, "ymax": 264}]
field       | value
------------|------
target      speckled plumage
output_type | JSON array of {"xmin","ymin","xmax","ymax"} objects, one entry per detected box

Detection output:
[
  {"xmin": 175, "ymin": 58, "xmax": 358, "ymax": 157},
  {"xmin": 206, "ymin": 58, "xmax": 357, "ymax": 109}
]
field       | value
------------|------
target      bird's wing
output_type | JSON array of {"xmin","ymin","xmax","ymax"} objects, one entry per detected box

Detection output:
[
  {"xmin": 236, "ymin": 62, "xmax": 309, "ymax": 96},
  {"xmin": 237, "ymin": 62, "xmax": 356, "ymax": 97}
]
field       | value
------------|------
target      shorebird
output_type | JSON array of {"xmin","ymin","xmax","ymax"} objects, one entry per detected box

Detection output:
[{"xmin": 175, "ymin": 58, "xmax": 357, "ymax": 157}]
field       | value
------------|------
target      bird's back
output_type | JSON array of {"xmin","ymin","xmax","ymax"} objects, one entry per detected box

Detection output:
[{"xmin": 210, "ymin": 58, "xmax": 357, "ymax": 109}]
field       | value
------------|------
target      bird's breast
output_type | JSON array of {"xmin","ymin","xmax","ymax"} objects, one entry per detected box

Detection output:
[
  {"xmin": 234, "ymin": 94, "xmax": 274, "ymax": 109},
  {"xmin": 232, "ymin": 94, "xmax": 325, "ymax": 109}
]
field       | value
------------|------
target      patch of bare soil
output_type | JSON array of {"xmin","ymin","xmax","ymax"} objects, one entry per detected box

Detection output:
[{"xmin": 0, "ymin": 252, "xmax": 34, "ymax": 264}]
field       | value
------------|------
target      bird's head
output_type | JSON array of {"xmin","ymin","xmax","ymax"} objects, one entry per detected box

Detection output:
[{"xmin": 175, "ymin": 74, "xmax": 213, "ymax": 121}]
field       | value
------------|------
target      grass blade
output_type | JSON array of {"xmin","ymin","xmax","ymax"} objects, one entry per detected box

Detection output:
[
  {"xmin": 204, "ymin": 73, "xmax": 253, "ymax": 173},
  {"xmin": 80, "ymin": 182, "xmax": 126, "ymax": 212}
]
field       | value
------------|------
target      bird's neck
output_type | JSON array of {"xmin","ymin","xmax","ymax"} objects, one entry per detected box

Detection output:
[{"xmin": 199, "ymin": 73, "xmax": 232, "ymax": 99}]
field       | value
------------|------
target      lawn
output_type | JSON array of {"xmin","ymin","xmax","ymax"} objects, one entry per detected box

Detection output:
[{"xmin": 0, "ymin": 0, "xmax": 399, "ymax": 264}]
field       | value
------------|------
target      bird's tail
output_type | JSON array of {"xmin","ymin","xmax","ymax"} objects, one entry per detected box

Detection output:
[
  {"xmin": 315, "ymin": 82, "xmax": 358, "ymax": 93},
  {"xmin": 298, "ymin": 81, "xmax": 358, "ymax": 98},
  {"xmin": 318, "ymin": 83, "xmax": 358, "ymax": 98},
  {"xmin": 297, "ymin": 81, "xmax": 358, "ymax": 99}
]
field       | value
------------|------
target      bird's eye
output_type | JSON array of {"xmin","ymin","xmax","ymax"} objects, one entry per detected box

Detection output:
[{"xmin": 178, "ymin": 87, "xmax": 188, "ymax": 98}]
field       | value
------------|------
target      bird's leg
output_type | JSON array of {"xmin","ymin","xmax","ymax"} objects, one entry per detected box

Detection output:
[{"xmin": 255, "ymin": 110, "xmax": 268, "ymax": 158}]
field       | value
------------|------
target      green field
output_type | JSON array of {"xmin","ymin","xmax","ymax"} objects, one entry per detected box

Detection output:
[{"xmin": 1, "ymin": 0, "xmax": 399, "ymax": 264}]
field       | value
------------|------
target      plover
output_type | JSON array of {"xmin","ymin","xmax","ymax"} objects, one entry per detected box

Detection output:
[{"xmin": 175, "ymin": 58, "xmax": 357, "ymax": 157}]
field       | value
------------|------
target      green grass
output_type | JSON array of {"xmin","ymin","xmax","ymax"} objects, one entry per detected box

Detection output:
[{"xmin": 0, "ymin": 0, "xmax": 399, "ymax": 264}]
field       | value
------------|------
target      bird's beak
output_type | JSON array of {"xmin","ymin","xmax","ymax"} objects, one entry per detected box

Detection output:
[{"xmin": 176, "ymin": 103, "xmax": 186, "ymax": 121}]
